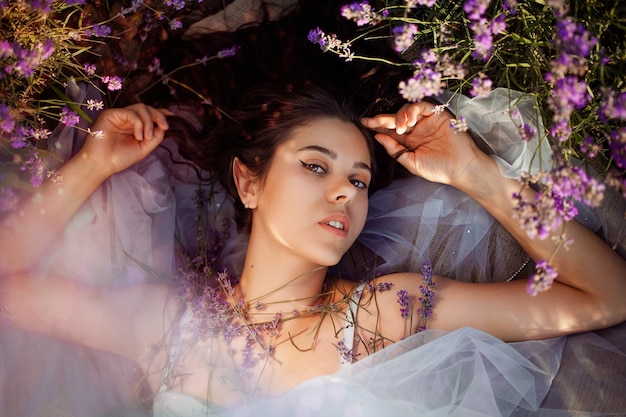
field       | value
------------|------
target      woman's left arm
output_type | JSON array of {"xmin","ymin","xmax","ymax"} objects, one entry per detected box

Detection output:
[
  {"xmin": 362, "ymin": 102, "xmax": 626, "ymax": 341},
  {"xmin": 0, "ymin": 105, "xmax": 169, "ymax": 276}
]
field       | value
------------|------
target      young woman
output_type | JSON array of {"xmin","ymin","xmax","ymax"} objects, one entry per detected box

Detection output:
[{"xmin": 1, "ymin": 85, "xmax": 624, "ymax": 416}]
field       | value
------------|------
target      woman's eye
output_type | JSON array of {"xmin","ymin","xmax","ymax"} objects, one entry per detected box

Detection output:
[
  {"xmin": 300, "ymin": 160, "xmax": 326, "ymax": 174},
  {"xmin": 351, "ymin": 179, "xmax": 369, "ymax": 189}
]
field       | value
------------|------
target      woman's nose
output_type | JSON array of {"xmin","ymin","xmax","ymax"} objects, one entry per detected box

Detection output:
[{"xmin": 328, "ymin": 177, "xmax": 356, "ymax": 203}]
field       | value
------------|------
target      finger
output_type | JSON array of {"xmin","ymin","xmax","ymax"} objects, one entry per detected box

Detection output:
[
  {"xmin": 148, "ymin": 107, "xmax": 170, "ymax": 134},
  {"xmin": 361, "ymin": 114, "xmax": 398, "ymax": 132},
  {"xmin": 132, "ymin": 105, "xmax": 155, "ymax": 141},
  {"xmin": 400, "ymin": 102, "xmax": 437, "ymax": 134},
  {"xmin": 394, "ymin": 104, "xmax": 414, "ymax": 135}
]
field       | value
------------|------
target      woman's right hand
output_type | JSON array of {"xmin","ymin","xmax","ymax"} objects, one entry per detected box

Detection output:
[
  {"xmin": 80, "ymin": 104, "xmax": 171, "ymax": 178},
  {"xmin": 361, "ymin": 102, "xmax": 494, "ymax": 190}
]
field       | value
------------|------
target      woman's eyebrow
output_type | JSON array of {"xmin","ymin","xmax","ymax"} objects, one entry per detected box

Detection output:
[{"xmin": 297, "ymin": 145, "xmax": 371, "ymax": 172}]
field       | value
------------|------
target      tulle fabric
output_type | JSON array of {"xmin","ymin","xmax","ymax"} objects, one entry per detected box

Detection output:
[
  {"xmin": 336, "ymin": 88, "xmax": 613, "ymax": 282},
  {"xmin": 1, "ymin": 84, "xmax": 625, "ymax": 416},
  {"xmin": 0, "ymin": 83, "xmax": 247, "ymax": 417},
  {"xmin": 154, "ymin": 327, "xmax": 565, "ymax": 417}
]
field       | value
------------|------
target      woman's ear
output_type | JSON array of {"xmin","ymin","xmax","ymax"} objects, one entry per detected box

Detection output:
[{"xmin": 233, "ymin": 157, "xmax": 259, "ymax": 209}]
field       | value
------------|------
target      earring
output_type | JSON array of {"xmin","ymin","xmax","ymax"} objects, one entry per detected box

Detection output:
[{"xmin": 244, "ymin": 202, "xmax": 249, "ymax": 209}]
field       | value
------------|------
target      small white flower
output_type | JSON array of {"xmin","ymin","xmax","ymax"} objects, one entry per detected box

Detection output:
[
  {"xmin": 88, "ymin": 128, "xmax": 105, "ymax": 140},
  {"xmin": 432, "ymin": 104, "xmax": 448, "ymax": 115},
  {"xmin": 449, "ymin": 116, "xmax": 469, "ymax": 133},
  {"xmin": 32, "ymin": 128, "xmax": 52, "ymax": 140},
  {"xmin": 86, "ymin": 99, "xmax": 104, "ymax": 111}
]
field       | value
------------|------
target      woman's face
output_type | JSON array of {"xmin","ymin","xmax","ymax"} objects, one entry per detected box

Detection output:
[{"xmin": 251, "ymin": 118, "xmax": 372, "ymax": 267}]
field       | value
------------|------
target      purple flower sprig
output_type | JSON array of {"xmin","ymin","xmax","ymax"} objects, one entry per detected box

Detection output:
[
  {"xmin": 527, "ymin": 260, "xmax": 558, "ymax": 296},
  {"xmin": 512, "ymin": 161, "xmax": 605, "ymax": 241},
  {"xmin": 396, "ymin": 289, "xmax": 411, "ymax": 319},
  {"xmin": 416, "ymin": 261, "xmax": 435, "ymax": 331},
  {"xmin": 340, "ymin": 1, "xmax": 382, "ymax": 27}
]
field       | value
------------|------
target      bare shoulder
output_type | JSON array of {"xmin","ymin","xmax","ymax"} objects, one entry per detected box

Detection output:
[{"xmin": 335, "ymin": 274, "xmax": 432, "ymax": 350}]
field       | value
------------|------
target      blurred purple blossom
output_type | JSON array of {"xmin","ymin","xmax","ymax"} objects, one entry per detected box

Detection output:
[
  {"xmin": 84, "ymin": 63, "xmax": 97, "ymax": 75},
  {"xmin": 600, "ymin": 89, "xmax": 626, "ymax": 121},
  {"xmin": 121, "ymin": 0, "xmax": 144, "ymax": 15},
  {"xmin": 0, "ymin": 104, "xmax": 14, "ymax": 133},
  {"xmin": 1, "ymin": 40, "xmax": 55, "ymax": 77},
  {"xmin": 165, "ymin": 0, "xmax": 185, "ymax": 10},
  {"xmin": 393, "ymin": 23, "xmax": 419, "ymax": 53},
  {"xmin": 527, "ymin": 260, "xmax": 558, "ymax": 296},
  {"xmin": 609, "ymin": 128, "xmax": 626, "ymax": 170},
  {"xmin": 59, "ymin": 107, "xmax": 80, "ymax": 127},
  {"xmin": 169, "ymin": 19, "xmax": 183, "ymax": 30},
  {"xmin": 469, "ymin": 73, "xmax": 492, "ymax": 98},
  {"xmin": 556, "ymin": 18, "xmax": 596, "ymax": 58},
  {"xmin": 217, "ymin": 46, "xmax": 240, "ymax": 59},
  {"xmin": 86, "ymin": 23, "xmax": 112, "ymax": 38},
  {"xmin": 0, "ymin": 186, "xmax": 18, "ymax": 212},
  {"xmin": 341, "ymin": 1, "xmax": 381, "ymax": 26},
  {"xmin": 102, "ymin": 75, "xmax": 123, "ymax": 91},
  {"xmin": 20, "ymin": 147, "xmax": 44, "ymax": 187},
  {"xmin": 502, "ymin": 0, "xmax": 518, "ymax": 14},
  {"xmin": 463, "ymin": 0, "xmax": 488, "ymax": 20},
  {"xmin": 30, "ymin": 0, "xmax": 54, "ymax": 13}
]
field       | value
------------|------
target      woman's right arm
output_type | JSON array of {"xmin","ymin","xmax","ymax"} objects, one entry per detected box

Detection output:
[
  {"xmin": 0, "ymin": 105, "xmax": 169, "ymax": 276},
  {"xmin": 1, "ymin": 273, "xmax": 181, "ymax": 364}
]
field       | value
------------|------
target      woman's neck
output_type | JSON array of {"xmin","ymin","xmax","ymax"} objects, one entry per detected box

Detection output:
[{"xmin": 238, "ymin": 236, "xmax": 330, "ymax": 316}]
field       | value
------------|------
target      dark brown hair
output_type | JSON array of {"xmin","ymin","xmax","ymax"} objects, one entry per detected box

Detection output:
[{"xmin": 203, "ymin": 83, "xmax": 377, "ymax": 232}]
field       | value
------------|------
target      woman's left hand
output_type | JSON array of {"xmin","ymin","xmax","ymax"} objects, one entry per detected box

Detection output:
[{"xmin": 362, "ymin": 101, "xmax": 492, "ymax": 188}]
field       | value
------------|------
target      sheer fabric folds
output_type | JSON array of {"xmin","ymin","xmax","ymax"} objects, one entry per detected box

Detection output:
[{"xmin": 1, "ymin": 85, "xmax": 624, "ymax": 416}]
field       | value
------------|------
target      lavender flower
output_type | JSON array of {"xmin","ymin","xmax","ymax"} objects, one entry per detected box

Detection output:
[
  {"xmin": 169, "ymin": 19, "xmax": 183, "ymax": 31},
  {"xmin": 502, "ymin": 0, "xmax": 518, "ymax": 14},
  {"xmin": 19, "ymin": 147, "xmax": 44, "ymax": 187},
  {"xmin": 527, "ymin": 260, "xmax": 558, "ymax": 296},
  {"xmin": 340, "ymin": 1, "xmax": 381, "ymax": 26},
  {"xmin": 102, "ymin": 75, "xmax": 123, "ymax": 91},
  {"xmin": 3, "ymin": 40, "xmax": 55, "ymax": 77},
  {"xmin": 59, "ymin": 107, "xmax": 80, "ymax": 127},
  {"xmin": 367, "ymin": 281, "xmax": 393, "ymax": 293},
  {"xmin": 120, "ymin": 0, "xmax": 144, "ymax": 15},
  {"xmin": 399, "ymin": 67, "xmax": 443, "ymax": 102},
  {"xmin": 463, "ymin": 0, "xmax": 488, "ymax": 20},
  {"xmin": 336, "ymin": 340, "xmax": 357, "ymax": 363},
  {"xmin": 600, "ymin": 89, "xmax": 626, "ymax": 121},
  {"xmin": 0, "ymin": 104, "xmax": 14, "ymax": 133},
  {"xmin": 393, "ymin": 23, "xmax": 419, "ymax": 53},
  {"xmin": 84, "ymin": 63, "xmax": 97, "ymax": 75},
  {"xmin": 165, "ymin": 0, "xmax": 186, "ymax": 10},
  {"xmin": 513, "ymin": 162, "xmax": 605, "ymax": 240},
  {"xmin": 308, "ymin": 27, "xmax": 326, "ymax": 47},
  {"xmin": 217, "ymin": 46, "xmax": 240, "ymax": 59},
  {"xmin": 87, "ymin": 24, "xmax": 112, "ymax": 38},
  {"xmin": 450, "ymin": 116, "xmax": 469, "ymax": 133},
  {"xmin": 579, "ymin": 136, "xmax": 600, "ymax": 159},
  {"xmin": 307, "ymin": 28, "xmax": 354, "ymax": 61},
  {"xmin": 417, "ymin": 261, "xmax": 435, "ymax": 331},
  {"xmin": 469, "ymin": 72, "xmax": 492, "ymax": 98},
  {"xmin": 407, "ymin": 0, "xmax": 437, "ymax": 7},
  {"xmin": 397, "ymin": 289, "xmax": 410, "ymax": 319},
  {"xmin": 86, "ymin": 99, "xmax": 104, "ymax": 111}
]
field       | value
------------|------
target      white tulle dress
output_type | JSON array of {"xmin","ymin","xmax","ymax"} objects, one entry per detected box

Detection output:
[{"xmin": 1, "ymin": 84, "xmax": 624, "ymax": 417}]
